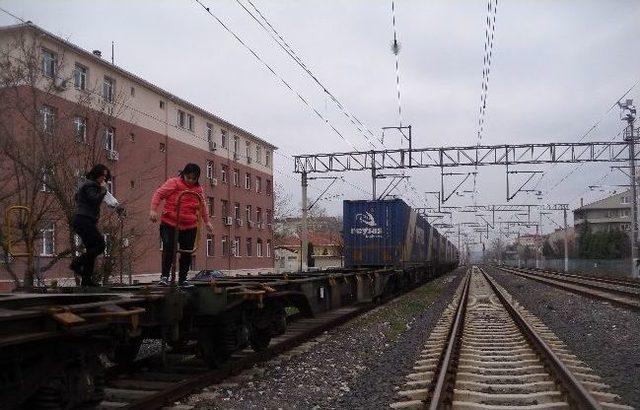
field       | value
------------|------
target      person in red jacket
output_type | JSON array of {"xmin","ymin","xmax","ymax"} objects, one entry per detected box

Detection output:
[{"xmin": 150, "ymin": 163, "xmax": 213, "ymax": 286}]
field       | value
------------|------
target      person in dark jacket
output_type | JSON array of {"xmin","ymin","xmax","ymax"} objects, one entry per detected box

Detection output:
[{"xmin": 70, "ymin": 164, "xmax": 124, "ymax": 286}]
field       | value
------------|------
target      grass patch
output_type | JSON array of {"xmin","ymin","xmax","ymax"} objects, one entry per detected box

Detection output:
[{"xmin": 352, "ymin": 275, "xmax": 454, "ymax": 341}]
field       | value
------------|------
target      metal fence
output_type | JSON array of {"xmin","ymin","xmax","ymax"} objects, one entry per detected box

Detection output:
[{"xmin": 502, "ymin": 258, "xmax": 630, "ymax": 277}]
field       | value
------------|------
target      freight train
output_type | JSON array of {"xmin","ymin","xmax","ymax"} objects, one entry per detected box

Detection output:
[
  {"xmin": 343, "ymin": 198, "xmax": 458, "ymax": 268},
  {"xmin": 1, "ymin": 199, "xmax": 458, "ymax": 409}
]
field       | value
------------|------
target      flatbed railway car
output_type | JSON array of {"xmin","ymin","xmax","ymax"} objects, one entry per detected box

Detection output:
[{"xmin": 1, "ymin": 198, "xmax": 459, "ymax": 409}]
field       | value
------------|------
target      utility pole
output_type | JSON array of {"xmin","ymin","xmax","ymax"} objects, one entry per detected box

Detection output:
[
  {"xmin": 563, "ymin": 208, "xmax": 569, "ymax": 272},
  {"xmin": 371, "ymin": 151, "xmax": 377, "ymax": 200},
  {"xmin": 620, "ymin": 99, "xmax": 638, "ymax": 278},
  {"xmin": 301, "ymin": 172, "xmax": 309, "ymax": 272}
]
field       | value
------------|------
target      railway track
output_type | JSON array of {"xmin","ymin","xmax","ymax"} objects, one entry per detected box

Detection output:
[
  {"xmin": 98, "ymin": 305, "xmax": 366, "ymax": 409},
  {"xmin": 392, "ymin": 266, "xmax": 631, "ymax": 409},
  {"xmin": 495, "ymin": 265, "xmax": 640, "ymax": 311}
]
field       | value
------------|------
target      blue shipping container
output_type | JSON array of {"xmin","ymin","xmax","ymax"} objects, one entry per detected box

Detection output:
[{"xmin": 343, "ymin": 199, "xmax": 431, "ymax": 268}]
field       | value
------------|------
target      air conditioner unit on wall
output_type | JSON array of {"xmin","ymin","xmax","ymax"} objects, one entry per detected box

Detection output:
[
  {"xmin": 224, "ymin": 217, "xmax": 233, "ymax": 226},
  {"xmin": 209, "ymin": 177, "xmax": 218, "ymax": 186},
  {"xmin": 236, "ymin": 219, "xmax": 243, "ymax": 227},
  {"xmin": 107, "ymin": 150, "xmax": 119, "ymax": 161},
  {"xmin": 53, "ymin": 78, "xmax": 67, "ymax": 91},
  {"xmin": 257, "ymin": 222, "xmax": 263, "ymax": 229}
]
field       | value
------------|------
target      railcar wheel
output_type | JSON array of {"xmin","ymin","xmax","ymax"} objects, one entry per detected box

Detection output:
[
  {"xmin": 249, "ymin": 326, "xmax": 272, "ymax": 352},
  {"xmin": 112, "ymin": 337, "xmax": 143, "ymax": 366},
  {"xmin": 197, "ymin": 324, "xmax": 241, "ymax": 368},
  {"xmin": 29, "ymin": 352, "xmax": 105, "ymax": 409},
  {"xmin": 272, "ymin": 307, "xmax": 287, "ymax": 335}
]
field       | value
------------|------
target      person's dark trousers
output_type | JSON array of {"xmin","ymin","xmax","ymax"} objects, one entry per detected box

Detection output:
[
  {"xmin": 160, "ymin": 223, "xmax": 197, "ymax": 283},
  {"xmin": 71, "ymin": 214, "xmax": 105, "ymax": 286}
]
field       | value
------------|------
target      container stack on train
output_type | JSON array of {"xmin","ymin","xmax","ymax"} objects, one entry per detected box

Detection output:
[{"xmin": 343, "ymin": 198, "xmax": 458, "ymax": 270}]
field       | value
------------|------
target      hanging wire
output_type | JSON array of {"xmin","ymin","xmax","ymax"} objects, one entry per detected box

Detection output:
[{"xmin": 390, "ymin": 0, "xmax": 403, "ymax": 129}]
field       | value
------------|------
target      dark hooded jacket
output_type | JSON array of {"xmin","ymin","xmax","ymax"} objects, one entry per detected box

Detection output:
[{"xmin": 74, "ymin": 179, "xmax": 107, "ymax": 221}]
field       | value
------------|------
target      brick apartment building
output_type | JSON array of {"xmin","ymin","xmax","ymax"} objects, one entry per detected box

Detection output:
[{"xmin": 0, "ymin": 23, "xmax": 276, "ymax": 289}]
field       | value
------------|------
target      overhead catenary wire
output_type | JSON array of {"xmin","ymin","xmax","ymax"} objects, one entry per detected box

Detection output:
[
  {"xmin": 235, "ymin": 0, "xmax": 383, "ymax": 149},
  {"xmin": 390, "ymin": 0, "xmax": 403, "ymax": 129},
  {"xmin": 536, "ymin": 81, "xmax": 639, "ymax": 193},
  {"xmin": 0, "ymin": 6, "xmax": 25, "ymax": 23},
  {"xmin": 193, "ymin": 0, "xmax": 360, "ymax": 152},
  {"xmin": 472, "ymin": 0, "xmax": 498, "ymax": 196}
]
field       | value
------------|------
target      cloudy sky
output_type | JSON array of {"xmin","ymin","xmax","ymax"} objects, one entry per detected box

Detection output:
[{"xmin": 1, "ymin": 0, "xmax": 639, "ymax": 246}]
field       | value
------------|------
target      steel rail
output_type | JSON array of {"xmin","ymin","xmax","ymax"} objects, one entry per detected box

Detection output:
[
  {"xmin": 481, "ymin": 268, "xmax": 602, "ymax": 409},
  {"xmin": 526, "ymin": 266, "xmax": 640, "ymax": 289},
  {"xmin": 427, "ymin": 272, "xmax": 471, "ymax": 409},
  {"xmin": 497, "ymin": 265, "xmax": 640, "ymax": 311}
]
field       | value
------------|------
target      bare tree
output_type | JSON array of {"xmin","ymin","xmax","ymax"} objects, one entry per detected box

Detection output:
[
  {"xmin": 273, "ymin": 182, "xmax": 295, "ymax": 220},
  {"xmin": 0, "ymin": 27, "xmax": 157, "ymax": 286}
]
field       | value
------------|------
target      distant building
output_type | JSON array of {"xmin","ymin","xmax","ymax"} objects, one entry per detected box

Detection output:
[
  {"xmin": 573, "ymin": 191, "xmax": 632, "ymax": 234},
  {"xmin": 274, "ymin": 232, "xmax": 343, "ymax": 273},
  {"xmin": 515, "ymin": 234, "xmax": 542, "ymax": 249}
]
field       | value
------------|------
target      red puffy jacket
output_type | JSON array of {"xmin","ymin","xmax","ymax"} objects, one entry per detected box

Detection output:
[{"xmin": 150, "ymin": 177, "xmax": 210, "ymax": 229}]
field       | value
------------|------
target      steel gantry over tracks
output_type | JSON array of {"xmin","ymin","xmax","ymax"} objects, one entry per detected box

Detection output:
[{"xmin": 294, "ymin": 141, "xmax": 636, "ymax": 173}]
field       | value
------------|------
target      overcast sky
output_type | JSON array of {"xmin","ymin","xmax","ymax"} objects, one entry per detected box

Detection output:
[{"xmin": 1, "ymin": 0, "xmax": 639, "ymax": 246}]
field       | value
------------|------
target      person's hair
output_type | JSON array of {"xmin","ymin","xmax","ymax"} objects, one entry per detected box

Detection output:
[
  {"xmin": 179, "ymin": 163, "xmax": 201, "ymax": 185},
  {"xmin": 86, "ymin": 164, "xmax": 111, "ymax": 181}
]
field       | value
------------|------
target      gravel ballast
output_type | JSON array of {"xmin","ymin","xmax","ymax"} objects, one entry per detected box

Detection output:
[
  {"xmin": 184, "ymin": 269, "xmax": 465, "ymax": 409},
  {"xmin": 488, "ymin": 266, "xmax": 640, "ymax": 408}
]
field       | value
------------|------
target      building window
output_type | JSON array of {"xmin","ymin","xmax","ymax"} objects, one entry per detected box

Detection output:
[
  {"xmin": 159, "ymin": 142, "xmax": 166, "ymax": 152},
  {"xmin": 104, "ymin": 127, "xmax": 115, "ymax": 151},
  {"xmin": 257, "ymin": 239, "xmax": 263, "ymax": 257},
  {"xmin": 234, "ymin": 203, "xmax": 241, "ymax": 220},
  {"xmin": 106, "ymin": 179, "xmax": 114, "ymax": 194},
  {"xmin": 206, "ymin": 160, "xmax": 214, "ymax": 179},
  {"xmin": 256, "ymin": 208, "xmax": 262, "ymax": 223},
  {"xmin": 130, "ymin": 87, "xmax": 135, "ymax": 97},
  {"xmin": 42, "ymin": 49, "xmax": 56, "ymax": 78},
  {"xmin": 233, "ymin": 169, "xmax": 240, "ymax": 187},
  {"xmin": 221, "ymin": 165, "xmax": 228, "ymax": 183},
  {"xmin": 160, "ymin": 100, "xmax": 165, "ymax": 109},
  {"xmin": 40, "ymin": 105, "xmax": 55, "ymax": 135},
  {"xmin": 40, "ymin": 222, "xmax": 55, "ymax": 256},
  {"xmin": 187, "ymin": 114, "xmax": 195, "ymax": 131},
  {"xmin": 207, "ymin": 196, "xmax": 215, "ymax": 216},
  {"xmin": 73, "ymin": 63, "xmax": 87, "ymax": 90},
  {"xmin": 266, "ymin": 240, "xmax": 271, "ymax": 258},
  {"xmin": 622, "ymin": 223, "xmax": 631, "ymax": 231},
  {"xmin": 221, "ymin": 130, "xmax": 228, "ymax": 149},
  {"xmin": 103, "ymin": 233, "xmax": 111, "ymax": 256},
  {"xmin": 246, "ymin": 205, "xmax": 252, "ymax": 222},
  {"xmin": 41, "ymin": 167, "xmax": 53, "ymax": 192},
  {"xmin": 246, "ymin": 238, "xmax": 253, "ymax": 257},
  {"xmin": 74, "ymin": 116, "xmax": 86, "ymax": 142},
  {"xmin": 245, "ymin": 141, "xmax": 251, "ymax": 163},
  {"xmin": 233, "ymin": 236, "xmax": 240, "ymax": 257},
  {"xmin": 207, "ymin": 234, "xmax": 214, "ymax": 257},
  {"xmin": 622, "ymin": 209, "xmax": 630, "ymax": 217},
  {"xmin": 245, "ymin": 173, "xmax": 251, "ymax": 190},
  {"xmin": 233, "ymin": 135, "xmax": 240, "ymax": 155},
  {"xmin": 266, "ymin": 179, "xmax": 273, "ymax": 195},
  {"xmin": 256, "ymin": 145, "xmax": 262, "ymax": 164},
  {"xmin": 265, "ymin": 150, "xmax": 272, "ymax": 167},
  {"xmin": 221, "ymin": 199, "xmax": 229, "ymax": 218},
  {"xmin": 266, "ymin": 209, "xmax": 272, "ymax": 224},
  {"xmin": 206, "ymin": 123, "xmax": 213, "ymax": 143},
  {"xmin": 222, "ymin": 235, "xmax": 229, "ymax": 256},
  {"xmin": 256, "ymin": 176, "xmax": 262, "ymax": 193},
  {"xmin": 103, "ymin": 76, "xmax": 115, "ymax": 102},
  {"xmin": 177, "ymin": 110, "xmax": 186, "ymax": 128},
  {"xmin": 622, "ymin": 196, "xmax": 631, "ymax": 204}
]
